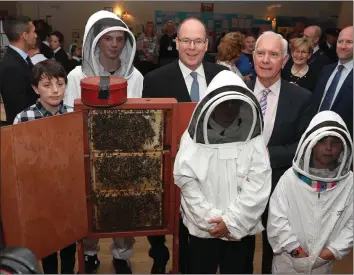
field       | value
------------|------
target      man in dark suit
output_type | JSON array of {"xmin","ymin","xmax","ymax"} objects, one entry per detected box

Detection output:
[
  {"xmin": 320, "ymin": 28, "xmax": 340, "ymax": 63},
  {"xmin": 304, "ymin": 25, "xmax": 331, "ymax": 73},
  {"xmin": 312, "ymin": 26, "xmax": 353, "ymax": 136},
  {"xmin": 247, "ymin": 31, "xmax": 313, "ymax": 274},
  {"xmin": 143, "ymin": 17, "xmax": 228, "ymax": 274},
  {"xmin": 0, "ymin": 16, "xmax": 38, "ymax": 125}
]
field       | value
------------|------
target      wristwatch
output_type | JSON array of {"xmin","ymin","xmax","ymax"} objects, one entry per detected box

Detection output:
[{"xmin": 290, "ymin": 247, "xmax": 303, "ymax": 257}]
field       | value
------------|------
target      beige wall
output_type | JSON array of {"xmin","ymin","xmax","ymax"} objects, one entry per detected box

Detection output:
[
  {"xmin": 10, "ymin": 1, "xmax": 345, "ymax": 47},
  {"xmin": 337, "ymin": 1, "xmax": 353, "ymax": 29}
]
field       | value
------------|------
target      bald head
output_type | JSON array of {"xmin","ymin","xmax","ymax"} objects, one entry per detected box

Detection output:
[
  {"xmin": 336, "ymin": 26, "xmax": 353, "ymax": 63},
  {"xmin": 177, "ymin": 17, "xmax": 207, "ymax": 39},
  {"xmin": 304, "ymin": 25, "xmax": 322, "ymax": 47}
]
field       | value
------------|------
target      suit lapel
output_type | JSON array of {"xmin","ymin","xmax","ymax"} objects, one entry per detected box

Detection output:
[
  {"xmin": 7, "ymin": 47, "xmax": 30, "ymax": 70},
  {"xmin": 268, "ymin": 79, "xmax": 293, "ymax": 144},
  {"xmin": 332, "ymin": 69, "xmax": 353, "ymax": 108},
  {"xmin": 169, "ymin": 60, "xmax": 191, "ymax": 101}
]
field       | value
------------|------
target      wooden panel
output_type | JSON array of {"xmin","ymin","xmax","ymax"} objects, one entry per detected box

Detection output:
[
  {"xmin": 75, "ymin": 98, "xmax": 177, "ymax": 111},
  {"xmin": 175, "ymin": 103, "xmax": 197, "ymax": 145},
  {"xmin": 0, "ymin": 111, "xmax": 88, "ymax": 259}
]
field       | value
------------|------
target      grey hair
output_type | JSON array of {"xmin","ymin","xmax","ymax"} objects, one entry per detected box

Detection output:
[{"xmin": 255, "ymin": 31, "xmax": 288, "ymax": 58}]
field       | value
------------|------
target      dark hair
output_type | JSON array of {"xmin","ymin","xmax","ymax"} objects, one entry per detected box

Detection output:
[
  {"xmin": 3, "ymin": 16, "xmax": 32, "ymax": 42},
  {"xmin": 177, "ymin": 17, "xmax": 207, "ymax": 39},
  {"xmin": 50, "ymin": 30, "xmax": 64, "ymax": 44},
  {"xmin": 35, "ymin": 21, "xmax": 50, "ymax": 41},
  {"xmin": 244, "ymin": 32, "xmax": 257, "ymax": 40},
  {"xmin": 286, "ymin": 31, "xmax": 302, "ymax": 42},
  {"xmin": 31, "ymin": 60, "xmax": 67, "ymax": 87}
]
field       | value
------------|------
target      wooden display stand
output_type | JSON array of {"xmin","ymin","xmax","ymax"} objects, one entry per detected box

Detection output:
[{"xmin": 0, "ymin": 98, "xmax": 197, "ymax": 274}]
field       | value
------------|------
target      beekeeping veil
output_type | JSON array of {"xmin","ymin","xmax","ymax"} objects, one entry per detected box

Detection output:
[
  {"xmin": 81, "ymin": 10, "xmax": 136, "ymax": 78},
  {"xmin": 293, "ymin": 111, "xmax": 353, "ymax": 182},
  {"xmin": 187, "ymin": 71, "xmax": 263, "ymax": 146}
]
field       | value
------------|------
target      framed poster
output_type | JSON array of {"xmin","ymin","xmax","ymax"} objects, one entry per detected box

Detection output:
[{"xmin": 201, "ymin": 3, "xmax": 214, "ymax": 13}]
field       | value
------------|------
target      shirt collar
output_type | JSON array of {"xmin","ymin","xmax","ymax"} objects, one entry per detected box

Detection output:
[
  {"xmin": 9, "ymin": 45, "xmax": 28, "ymax": 61},
  {"xmin": 53, "ymin": 47, "xmax": 61, "ymax": 54},
  {"xmin": 338, "ymin": 59, "xmax": 353, "ymax": 71},
  {"xmin": 313, "ymin": 45, "xmax": 320, "ymax": 53},
  {"xmin": 326, "ymin": 42, "xmax": 332, "ymax": 49},
  {"xmin": 255, "ymin": 77, "xmax": 281, "ymax": 97},
  {"xmin": 178, "ymin": 60, "xmax": 205, "ymax": 79},
  {"xmin": 35, "ymin": 99, "xmax": 64, "ymax": 116}
]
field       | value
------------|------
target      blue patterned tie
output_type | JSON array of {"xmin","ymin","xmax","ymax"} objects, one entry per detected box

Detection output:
[
  {"xmin": 190, "ymin": 72, "xmax": 199, "ymax": 102},
  {"xmin": 260, "ymin": 88, "xmax": 271, "ymax": 116},
  {"xmin": 319, "ymin": 65, "xmax": 344, "ymax": 111}
]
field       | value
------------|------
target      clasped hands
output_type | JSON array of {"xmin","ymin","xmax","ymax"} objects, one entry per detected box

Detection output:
[{"xmin": 208, "ymin": 217, "xmax": 237, "ymax": 240}]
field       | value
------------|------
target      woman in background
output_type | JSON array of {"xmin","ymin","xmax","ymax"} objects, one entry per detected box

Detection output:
[
  {"xmin": 136, "ymin": 21, "xmax": 159, "ymax": 75},
  {"xmin": 236, "ymin": 33, "xmax": 256, "ymax": 81},
  {"xmin": 216, "ymin": 32, "xmax": 244, "ymax": 80},
  {"xmin": 281, "ymin": 37, "xmax": 319, "ymax": 92}
]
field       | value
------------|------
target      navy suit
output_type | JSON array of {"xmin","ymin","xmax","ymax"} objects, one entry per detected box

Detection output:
[{"xmin": 312, "ymin": 62, "xmax": 353, "ymax": 136}]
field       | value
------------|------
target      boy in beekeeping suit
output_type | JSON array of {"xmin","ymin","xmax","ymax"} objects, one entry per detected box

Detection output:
[
  {"xmin": 174, "ymin": 70, "xmax": 272, "ymax": 273},
  {"xmin": 267, "ymin": 111, "xmax": 353, "ymax": 274}
]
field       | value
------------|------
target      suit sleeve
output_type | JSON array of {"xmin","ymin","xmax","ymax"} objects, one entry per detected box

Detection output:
[
  {"xmin": 142, "ymin": 73, "xmax": 155, "ymax": 98},
  {"xmin": 222, "ymin": 140, "xmax": 272, "ymax": 239},
  {"xmin": 0, "ymin": 66, "xmax": 35, "ymax": 124},
  {"xmin": 267, "ymin": 178, "xmax": 301, "ymax": 254},
  {"xmin": 268, "ymin": 90, "xmax": 314, "ymax": 169}
]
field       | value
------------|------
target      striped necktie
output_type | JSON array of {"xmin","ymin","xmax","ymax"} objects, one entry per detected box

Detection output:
[{"xmin": 260, "ymin": 88, "xmax": 271, "ymax": 116}]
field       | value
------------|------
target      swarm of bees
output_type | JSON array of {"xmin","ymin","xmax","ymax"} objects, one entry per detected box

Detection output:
[{"xmin": 88, "ymin": 109, "xmax": 165, "ymax": 232}]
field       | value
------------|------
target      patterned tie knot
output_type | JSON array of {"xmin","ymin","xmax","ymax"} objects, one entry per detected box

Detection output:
[
  {"xmin": 337, "ymin": 64, "xmax": 344, "ymax": 72},
  {"xmin": 191, "ymin": 71, "xmax": 198, "ymax": 80},
  {"xmin": 262, "ymin": 88, "xmax": 271, "ymax": 97}
]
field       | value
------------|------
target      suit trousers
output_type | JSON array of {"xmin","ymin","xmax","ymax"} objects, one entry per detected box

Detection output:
[
  {"xmin": 42, "ymin": 242, "xmax": 76, "ymax": 274},
  {"xmin": 188, "ymin": 235, "xmax": 255, "ymax": 274},
  {"xmin": 147, "ymin": 218, "xmax": 190, "ymax": 273}
]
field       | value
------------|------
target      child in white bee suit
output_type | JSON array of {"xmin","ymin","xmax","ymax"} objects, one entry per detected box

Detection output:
[
  {"xmin": 174, "ymin": 70, "xmax": 272, "ymax": 274},
  {"xmin": 267, "ymin": 111, "xmax": 353, "ymax": 274}
]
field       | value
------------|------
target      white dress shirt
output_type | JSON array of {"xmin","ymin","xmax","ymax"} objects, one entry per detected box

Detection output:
[
  {"xmin": 254, "ymin": 78, "xmax": 281, "ymax": 145},
  {"xmin": 178, "ymin": 60, "xmax": 208, "ymax": 101},
  {"xmin": 319, "ymin": 60, "xmax": 353, "ymax": 110},
  {"xmin": 313, "ymin": 45, "xmax": 320, "ymax": 54}
]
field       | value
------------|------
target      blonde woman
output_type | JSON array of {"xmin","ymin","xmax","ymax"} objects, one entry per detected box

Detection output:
[
  {"xmin": 281, "ymin": 37, "xmax": 319, "ymax": 92},
  {"xmin": 216, "ymin": 32, "xmax": 244, "ymax": 80}
]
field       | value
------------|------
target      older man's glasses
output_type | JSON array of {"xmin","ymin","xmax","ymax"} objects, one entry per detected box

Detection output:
[{"xmin": 177, "ymin": 38, "xmax": 207, "ymax": 46}]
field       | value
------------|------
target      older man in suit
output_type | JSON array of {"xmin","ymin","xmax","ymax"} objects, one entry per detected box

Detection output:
[
  {"xmin": 312, "ymin": 26, "xmax": 353, "ymax": 136},
  {"xmin": 246, "ymin": 31, "xmax": 313, "ymax": 274},
  {"xmin": 303, "ymin": 25, "xmax": 331, "ymax": 73},
  {"xmin": 143, "ymin": 17, "xmax": 228, "ymax": 274},
  {"xmin": 0, "ymin": 16, "xmax": 38, "ymax": 125}
]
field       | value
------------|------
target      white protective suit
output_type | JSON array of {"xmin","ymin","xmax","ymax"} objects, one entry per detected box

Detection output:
[
  {"xmin": 267, "ymin": 111, "xmax": 353, "ymax": 274},
  {"xmin": 174, "ymin": 70, "xmax": 272, "ymax": 241},
  {"xmin": 64, "ymin": 10, "xmax": 143, "ymax": 107},
  {"xmin": 67, "ymin": 11, "xmax": 141, "ymax": 260}
]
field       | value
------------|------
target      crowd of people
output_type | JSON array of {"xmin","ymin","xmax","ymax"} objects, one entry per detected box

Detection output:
[{"xmin": 0, "ymin": 10, "xmax": 352, "ymax": 275}]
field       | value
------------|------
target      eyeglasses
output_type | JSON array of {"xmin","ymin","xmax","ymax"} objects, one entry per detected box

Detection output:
[{"xmin": 177, "ymin": 37, "xmax": 207, "ymax": 46}]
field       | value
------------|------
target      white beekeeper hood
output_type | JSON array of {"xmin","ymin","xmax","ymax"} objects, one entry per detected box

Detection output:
[
  {"xmin": 187, "ymin": 70, "xmax": 263, "ymax": 146},
  {"xmin": 81, "ymin": 10, "xmax": 136, "ymax": 78},
  {"xmin": 293, "ymin": 111, "xmax": 353, "ymax": 182}
]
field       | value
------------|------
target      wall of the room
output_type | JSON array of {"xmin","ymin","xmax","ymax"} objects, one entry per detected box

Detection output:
[
  {"xmin": 11, "ymin": 1, "xmax": 346, "ymax": 46},
  {"xmin": 337, "ymin": 1, "xmax": 353, "ymax": 29}
]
